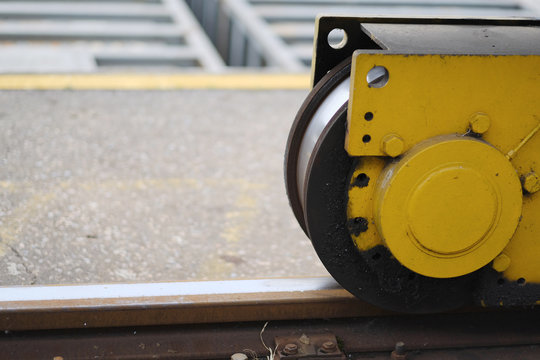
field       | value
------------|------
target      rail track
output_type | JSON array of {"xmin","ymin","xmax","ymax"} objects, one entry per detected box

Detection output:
[{"xmin": 0, "ymin": 277, "xmax": 539, "ymax": 359}]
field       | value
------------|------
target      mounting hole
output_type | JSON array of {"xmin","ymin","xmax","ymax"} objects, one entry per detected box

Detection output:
[
  {"xmin": 367, "ymin": 66, "xmax": 389, "ymax": 88},
  {"xmin": 517, "ymin": 278, "xmax": 526, "ymax": 286},
  {"xmin": 355, "ymin": 173, "xmax": 370, "ymax": 187},
  {"xmin": 362, "ymin": 134, "xmax": 371, "ymax": 143},
  {"xmin": 364, "ymin": 112, "xmax": 374, "ymax": 121},
  {"xmin": 497, "ymin": 278, "xmax": 505, "ymax": 285},
  {"xmin": 327, "ymin": 28, "xmax": 348, "ymax": 49},
  {"xmin": 372, "ymin": 252, "xmax": 381, "ymax": 261},
  {"xmin": 408, "ymin": 273, "xmax": 416, "ymax": 281}
]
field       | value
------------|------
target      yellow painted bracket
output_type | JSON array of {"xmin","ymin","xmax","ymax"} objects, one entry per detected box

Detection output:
[{"xmin": 346, "ymin": 53, "xmax": 540, "ymax": 159}]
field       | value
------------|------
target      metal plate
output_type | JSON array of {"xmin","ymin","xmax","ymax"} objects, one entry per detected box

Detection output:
[{"xmin": 312, "ymin": 17, "xmax": 540, "ymax": 86}]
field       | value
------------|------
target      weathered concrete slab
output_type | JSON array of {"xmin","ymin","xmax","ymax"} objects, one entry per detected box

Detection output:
[{"xmin": 0, "ymin": 90, "xmax": 328, "ymax": 285}]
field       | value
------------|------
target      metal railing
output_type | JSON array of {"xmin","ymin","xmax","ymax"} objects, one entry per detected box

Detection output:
[
  {"xmin": 189, "ymin": 0, "xmax": 540, "ymax": 68},
  {"xmin": 0, "ymin": 0, "xmax": 225, "ymax": 73},
  {"xmin": 2, "ymin": 0, "xmax": 539, "ymax": 72}
]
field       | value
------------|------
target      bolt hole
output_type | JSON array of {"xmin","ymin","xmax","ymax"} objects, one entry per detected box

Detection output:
[
  {"xmin": 517, "ymin": 278, "xmax": 526, "ymax": 286},
  {"xmin": 327, "ymin": 28, "xmax": 348, "ymax": 49},
  {"xmin": 354, "ymin": 173, "xmax": 370, "ymax": 188},
  {"xmin": 497, "ymin": 278, "xmax": 505, "ymax": 285},
  {"xmin": 372, "ymin": 252, "xmax": 381, "ymax": 261},
  {"xmin": 364, "ymin": 112, "xmax": 374, "ymax": 121},
  {"xmin": 366, "ymin": 66, "xmax": 389, "ymax": 88},
  {"xmin": 408, "ymin": 273, "xmax": 416, "ymax": 281},
  {"xmin": 362, "ymin": 135, "xmax": 371, "ymax": 143}
]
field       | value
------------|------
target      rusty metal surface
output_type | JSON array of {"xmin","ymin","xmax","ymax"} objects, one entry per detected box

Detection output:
[
  {"xmin": 0, "ymin": 277, "xmax": 388, "ymax": 331},
  {"xmin": 1, "ymin": 310, "xmax": 538, "ymax": 359}
]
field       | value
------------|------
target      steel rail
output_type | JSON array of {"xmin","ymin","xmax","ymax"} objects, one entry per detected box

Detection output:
[
  {"xmin": 0, "ymin": 277, "xmax": 538, "ymax": 359},
  {"xmin": 0, "ymin": 277, "xmax": 388, "ymax": 331},
  {"xmin": 1, "ymin": 310, "xmax": 539, "ymax": 359}
]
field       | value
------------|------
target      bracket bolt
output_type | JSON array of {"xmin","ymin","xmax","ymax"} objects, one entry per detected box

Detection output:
[
  {"xmin": 522, "ymin": 172, "xmax": 540, "ymax": 194},
  {"xmin": 492, "ymin": 253, "xmax": 511, "ymax": 273},
  {"xmin": 391, "ymin": 341, "xmax": 407, "ymax": 360},
  {"xmin": 283, "ymin": 343, "xmax": 298, "ymax": 355},
  {"xmin": 320, "ymin": 341, "xmax": 337, "ymax": 353},
  {"xmin": 381, "ymin": 134, "xmax": 404, "ymax": 157},
  {"xmin": 469, "ymin": 113, "xmax": 491, "ymax": 134}
]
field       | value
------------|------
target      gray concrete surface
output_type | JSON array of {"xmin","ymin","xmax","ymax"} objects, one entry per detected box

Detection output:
[{"xmin": 0, "ymin": 90, "xmax": 329, "ymax": 285}]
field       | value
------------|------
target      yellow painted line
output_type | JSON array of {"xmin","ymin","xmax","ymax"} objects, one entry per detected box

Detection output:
[{"xmin": 0, "ymin": 74, "xmax": 310, "ymax": 90}]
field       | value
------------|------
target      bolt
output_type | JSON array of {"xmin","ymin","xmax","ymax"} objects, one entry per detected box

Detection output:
[
  {"xmin": 381, "ymin": 134, "xmax": 405, "ymax": 157},
  {"xmin": 231, "ymin": 353, "xmax": 248, "ymax": 360},
  {"xmin": 522, "ymin": 172, "xmax": 540, "ymax": 194},
  {"xmin": 492, "ymin": 253, "xmax": 511, "ymax": 272},
  {"xmin": 391, "ymin": 341, "xmax": 407, "ymax": 360},
  {"xmin": 320, "ymin": 341, "xmax": 337, "ymax": 353},
  {"xmin": 469, "ymin": 113, "xmax": 491, "ymax": 134},
  {"xmin": 283, "ymin": 343, "xmax": 298, "ymax": 355},
  {"xmin": 367, "ymin": 66, "xmax": 389, "ymax": 88}
]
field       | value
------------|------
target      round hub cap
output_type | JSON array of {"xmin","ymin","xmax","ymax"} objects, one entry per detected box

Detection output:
[{"xmin": 374, "ymin": 135, "xmax": 522, "ymax": 278}]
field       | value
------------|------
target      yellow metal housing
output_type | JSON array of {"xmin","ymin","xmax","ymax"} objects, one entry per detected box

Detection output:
[
  {"xmin": 345, "ymin": 54, "xmax": 540, "ymax": 158},
  {"xmin": 373, "ymin": 135, "xmax": 522, "ymax": 278},
  {"xmin": 345, "ymin": 53, "xmax": 539, "ymax": 282}
]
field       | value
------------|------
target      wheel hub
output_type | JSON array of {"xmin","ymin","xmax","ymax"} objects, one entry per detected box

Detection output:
[{"xmin": 373, "ymin": 135, "xmax": 523, "ymax": 278}]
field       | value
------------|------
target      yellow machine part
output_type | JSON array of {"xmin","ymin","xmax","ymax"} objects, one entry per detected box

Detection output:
[
  {"xmin": 346, "ymin": 53, "xmax": 540, "ymax": 282},
  {"xmin": 373, "ymin": 135, "xmax": 522, "ymax": 278}
]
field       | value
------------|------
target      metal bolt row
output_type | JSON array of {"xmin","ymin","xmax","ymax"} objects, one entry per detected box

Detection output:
[
  {"xmin": 280, "ymin": 340, "xmax": 338, "ymax": 356},
  {"xmin": 378, "ymin": 112, "xmax": 493, "ymax": 158}
]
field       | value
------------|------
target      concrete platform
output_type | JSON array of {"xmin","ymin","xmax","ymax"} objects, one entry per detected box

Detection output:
[{"xmin": 0, "ymin": 89, "xmax": 329, "ymax": 285}]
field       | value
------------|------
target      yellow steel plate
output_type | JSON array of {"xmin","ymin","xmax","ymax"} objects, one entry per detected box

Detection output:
[{"xmin": 346, "ymin": 53, "xmax": 540, "ymax": 158}]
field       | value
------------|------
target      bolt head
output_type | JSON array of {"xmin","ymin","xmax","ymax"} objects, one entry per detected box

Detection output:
[
  {"xmin": 367, "ymin": 66, "xmax": 389, "ymax": 88},
  {"xmin": 469, "ymin": 113, "xmax": 491, "ymax": 134},
  {"xmin": 523, "ymin": 172, "xmax": 540, "ymax": 194},
  {"xmin": 320, "ymin": 341, "xmax": 337, "ymax": 353},
  {"xmin": 492, "ymin": 253, "xmax": 511, "ymax": 272},
  {"xmin": 381, "ymin": 134, "xmax": 404, "ymax": 157},
  {"xmin": 391, "ymin": 341, "xmax": 407, "ymax": 359},
  {"xmin": 283, "ymin": 343, "xmax": 298, "ymax": 355}
]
